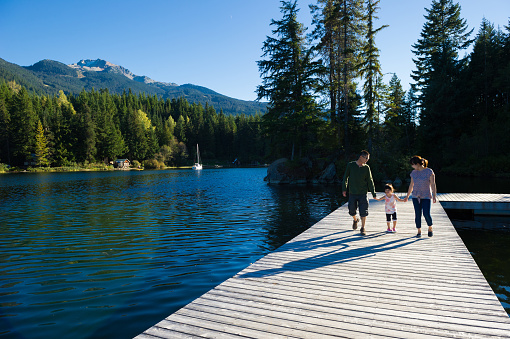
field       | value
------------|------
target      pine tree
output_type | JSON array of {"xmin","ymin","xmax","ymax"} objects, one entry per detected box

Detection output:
[
  {"xmin": 35, "ymin": 120, "xmax": 50, "ymax": 166},
  {"xmin": 215, "ymin": 111, "xmax": 228, "ymax": 159},
  {"xmin": 51, "ymin": 94, "xmax": 76, "ymax": 166},
  {"xmin": 145, "ymin": 125, "xmax": 159, "ymax": 160},
  {"xmin": 466, "ymin": 19, "xmax": 505, "ymax": 123},
  {"xmin": 257, "ymin": 0, "xmax": 323, "ymax": 160},
  {"xmin": 382, "ymin": 75, "xmax": 407, "ymax": 156},
  {"xmin": 359, "ymin": 0, "xmax": 387, "ymax": 154},
  {"xmin": 411, "ymin": 0, "xmax": 472, "ymax": 164},
  {"xmin": 401, "ymin": 88, "xmax": 418, "ymax": 154},
  {"xmin": 454, "ymin": 19, "xmax": 510, "ymax": 162},
  {"xmin": 311, "ymin": 0, "xmax": 365, "ymax": 155},
  {"xmin": 500, "ymin": 19, "xmax": 510, "ymax": 102},
  {"xmin": 124, "ymin": 109, "xmax": 150, "ymax": 160},
  {"xmin": 0, "ymin": 85, "xmax": 11, "ymax": 165},
  {"xmin": 80, "ymin": 112, "xmax": 97, "ymax": 163},
  {"xmin": 9, "ymin": 87, "xmax": 38, "ymax": 165},
  {"xmin": 73, "ymin": 91, "xmax": 97, "ymax": 163},
  {"xmin": 95, "ymin": 91, "xmax": 126, "ymax": 163}
]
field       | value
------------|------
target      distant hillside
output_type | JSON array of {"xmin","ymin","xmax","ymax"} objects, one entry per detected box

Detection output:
[{"xmin": 0, "ymin": 58, "xmax": 266, "ymax": 115}]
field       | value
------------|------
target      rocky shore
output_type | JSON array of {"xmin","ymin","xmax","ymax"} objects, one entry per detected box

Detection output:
[
  {"xmin": 264, "ymin": 157, "xmax": 342, "ymax": 185},
  {"xmin": 264, "ymin": 157, "xmax": 406, "ymax": 189}
]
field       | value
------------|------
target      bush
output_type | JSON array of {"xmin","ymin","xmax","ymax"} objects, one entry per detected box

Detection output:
[
  {"xmin": 442, "ymin": 155, "xmax": 510, "ymax": 177},
  {"xmin": 132, "ymin": 160, "xmax": 141, "ymax": 169},
  {"xmin": 82, "ymin": 162, "xmax": 111, "ymax": 171},
  {"xmin": 0, "ymin": 163, "xmax": 9, "ymax": 173},
  {"xmin": 27, "ymin": 166, "xmax": 51, "ymax": 172},
  {"xmin": 142, "ymin": 159, "xmax": 165, "ymax": 169}
]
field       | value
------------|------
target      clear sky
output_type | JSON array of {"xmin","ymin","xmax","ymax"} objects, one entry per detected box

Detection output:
[{"xmin": 0, "ymin": 0, "xmax": 508, "ymax": 101}]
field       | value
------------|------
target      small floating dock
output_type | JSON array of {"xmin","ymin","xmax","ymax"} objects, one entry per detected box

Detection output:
[
  {"xmin": 136, "ymin": 194, "xmax": 510, "ymax": 338},
  {"xmin": 438, "ymin": 193, "xmax": 510, "ymax": 215}
]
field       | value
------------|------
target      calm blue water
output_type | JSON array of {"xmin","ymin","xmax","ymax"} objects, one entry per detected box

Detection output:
[
  {"xmin": 456, "ymin": 229, "xmax": 510, "ymax": 315},
  {"xmin": 1, "ymin": 169, "xmax": 509, "ymax": 339},
  {"xmin": 0, "ymin": 168, "xmax": 345, "ymax": 339}
]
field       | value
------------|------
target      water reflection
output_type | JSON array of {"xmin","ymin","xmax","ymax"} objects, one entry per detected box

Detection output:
[
  {"xmin": 265, "ymin": 185, "xmax": 345, "ymax": 250},
  {"xmin": 0, "ymin": 169, "xmax": 346, "ymax": 339},
  {"xmin": 456, "ymin": 228, "xmax": 510, "ymax": 315},
  {"xmin": 3, "ymin": 168, "xmax": 507, "ymax": 339}
]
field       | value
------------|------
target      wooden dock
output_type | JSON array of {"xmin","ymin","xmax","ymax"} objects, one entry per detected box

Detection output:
[
  {"xmin": 437, "ymin": 193, "xmax": 510, "ymax": 215},
  {"xmin": 136, "ymin": 196, "xmax": 510, "ymax": 338}
]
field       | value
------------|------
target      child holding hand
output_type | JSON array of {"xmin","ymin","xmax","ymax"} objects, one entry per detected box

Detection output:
[{"xmin": 376, "ymin": 184, "xmax": 404, "ymax": 233}]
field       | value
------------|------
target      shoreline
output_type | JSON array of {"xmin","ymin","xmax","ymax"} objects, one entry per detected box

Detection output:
[{"xmin": 0, "ymin": 164, "xmax": 269, "ymax": 174}]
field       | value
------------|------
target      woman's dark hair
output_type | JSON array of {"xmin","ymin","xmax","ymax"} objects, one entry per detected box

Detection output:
[
  {"xmin": 384, "ymin": 184, "xmax": 394, "ymax": 192},
  {"xmin": 410, "ymin": 155, "xmax": 428, "ymax": 168}
]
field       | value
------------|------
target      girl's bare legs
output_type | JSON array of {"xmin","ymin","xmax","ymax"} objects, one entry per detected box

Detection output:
[{"xmin": 393, "ymin": 220, "xmax": 397, "ymax": 232}]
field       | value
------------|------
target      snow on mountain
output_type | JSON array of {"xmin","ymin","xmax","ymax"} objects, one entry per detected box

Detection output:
[{"xmin": 68, "ymin": 59, "xmax": 177, "ymax": 86}]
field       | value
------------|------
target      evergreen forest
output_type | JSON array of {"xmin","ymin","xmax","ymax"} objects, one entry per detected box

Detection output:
[
  {"xmin": 257, "ymin": 0, "xmax": 510, "ymax": 179},
  {"xmin": 1, "ymin": 0, "xmax": 509, "ymax": 179},
  {"xmin": 0, "ymin": 85, "xmax": 266, "ymax": 170}
]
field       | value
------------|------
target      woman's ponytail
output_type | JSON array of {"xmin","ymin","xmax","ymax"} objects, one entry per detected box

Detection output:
[{"xmin": 410, "ymin": 155, "xmax": 428, "ymax": 167}]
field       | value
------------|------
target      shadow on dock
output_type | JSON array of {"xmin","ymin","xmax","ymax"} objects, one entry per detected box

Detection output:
[{"xmin": 238, "ymin": 230, "xmax": 420, "ymax": 279}]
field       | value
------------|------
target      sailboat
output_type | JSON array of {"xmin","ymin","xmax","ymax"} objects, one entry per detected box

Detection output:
[{"xmin": 192, "ymin": 144, "xmax": 202, "ymax": 170}]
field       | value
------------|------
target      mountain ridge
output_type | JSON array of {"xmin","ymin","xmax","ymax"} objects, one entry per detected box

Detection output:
[
  {"xmin": 68, "ymin": 59, "xmax": 179, "ymax": 86},
  {"xmin": 0, "ymin": 57, "xmax": 266, "ymax": 116}
]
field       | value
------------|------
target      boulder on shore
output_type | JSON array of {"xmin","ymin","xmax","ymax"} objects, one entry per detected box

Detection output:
[
  {"xmin": 264, "ymin": 158, "xmax": 290, "ymax": 184},
  {"xmin": 265, "ymin": 158, "xmax": 342, "ymax": 185},
  {"xmin": 317, "ymin": 163, "xmax": 336, "ymax": 184}
]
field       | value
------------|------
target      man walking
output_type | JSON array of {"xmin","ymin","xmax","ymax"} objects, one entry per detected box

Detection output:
[{"xmin": 342, "ymin": 150, "xmax": 377, "ymax": 236}]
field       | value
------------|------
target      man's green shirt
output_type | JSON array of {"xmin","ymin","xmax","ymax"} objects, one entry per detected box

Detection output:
[{"xmin": 342, "ymin": 161, "xmax": 376, "ymax": 198}]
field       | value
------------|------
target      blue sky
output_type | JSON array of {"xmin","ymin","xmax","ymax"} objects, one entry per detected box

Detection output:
[{"xmin": 0, "ymin": 0, "xmax": 508, "ymax": 101}]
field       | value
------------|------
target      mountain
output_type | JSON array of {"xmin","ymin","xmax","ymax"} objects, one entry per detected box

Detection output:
[
  {"xmin": 0, "ymin": 58, "xmax": 266, "ymax": 116},
  {"xmin": 68, "ymin": 59, "xmax": 178, "ymax": 86}
]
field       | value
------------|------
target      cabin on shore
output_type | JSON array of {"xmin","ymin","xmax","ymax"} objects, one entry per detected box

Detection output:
[{"xmin": 114, "ymin": 159, "xmax": 131, "ymax": 169}]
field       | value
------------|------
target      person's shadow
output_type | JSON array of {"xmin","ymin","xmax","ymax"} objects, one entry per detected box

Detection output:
[{"xmin": 237, "ymin": 230, "xmax": 420, "ymax": 279}]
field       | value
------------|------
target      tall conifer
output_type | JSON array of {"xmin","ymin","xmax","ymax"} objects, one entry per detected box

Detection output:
[
  {"xmin": 257, "ymin": 0, "xmax": 322, "ymax": 160},
  {"xmin": 311, "ymin": 0, "xmax": 365, "ymax": 156},
  {"xmin": 411, "ymin": 0, "xmax": 472, "ymax": 164},
  {"xmin": 10, "ymin": 87, "xmax": 37, "ymax": 165},
  {"xmin": 35, "ymin": 120, "xmax": 50, "ymax": 166},
  {"xmin": 359, "ymin": 0, "xmax": 387, "ymax": 154},
  {"xmin": 0, "ymin": 85, "xmax": 11, "ymax": 165}
]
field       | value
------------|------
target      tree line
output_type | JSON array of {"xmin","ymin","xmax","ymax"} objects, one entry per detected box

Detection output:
[
  {"xmin": 257, "ymin": 0, "xmax": 510, "ymax": 178},
  {"xmin": 1, "ymin": 0, "xmax": 509, "ymax": 177},
  {"xmin": 0, "ymin": 84, "xmax": 267, "ymax": 169}
]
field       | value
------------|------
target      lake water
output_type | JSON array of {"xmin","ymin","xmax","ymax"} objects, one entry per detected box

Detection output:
[
  {"xmin": 0, "ymin": 168, "xmax": 345, "ymax": 338},
  {"xmin": 1, "ymin": 169, "xmax": 509, "ymax": 339}
]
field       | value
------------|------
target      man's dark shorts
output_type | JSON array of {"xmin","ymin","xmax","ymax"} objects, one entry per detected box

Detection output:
[{"xmin": 348, "ymin": 194, "xmax": 369, "ymax": 217}]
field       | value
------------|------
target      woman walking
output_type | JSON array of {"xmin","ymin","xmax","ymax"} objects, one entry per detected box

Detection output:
[{"xmin": 404, "ymin": 156, "xmax": 437, "ymax": 237}]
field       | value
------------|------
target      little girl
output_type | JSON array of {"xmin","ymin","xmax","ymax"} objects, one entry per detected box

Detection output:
[{"xmin": 376, "ymin": 184, "xmax": 404, "ymax": 232}]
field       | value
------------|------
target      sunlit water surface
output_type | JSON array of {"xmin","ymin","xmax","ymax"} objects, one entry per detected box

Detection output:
[
  {"xmin": 1, "ymin": 169, "xmax": 509, "ymax": 339},
  {"xmin": 0, "ymin": 168, "xmax": 345, "ymax": 338}
]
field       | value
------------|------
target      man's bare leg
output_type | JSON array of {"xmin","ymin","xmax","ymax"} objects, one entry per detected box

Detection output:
[
  {"xmin": 352, "ymin": 215, "xmax": 359, "ymax": 230},
  {"xmin": 360, "ymin": 216, "xmax": 367, "ymax": 235}
]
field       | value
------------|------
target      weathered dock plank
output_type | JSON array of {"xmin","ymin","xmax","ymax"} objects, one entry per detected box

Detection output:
[
  {"xmin": 136, "ymin": 197, "xmax": 510, "ymax": 338},
  {"xmin": 438, "ymin": 193, "xmax": 510, "ymax": 213}
]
